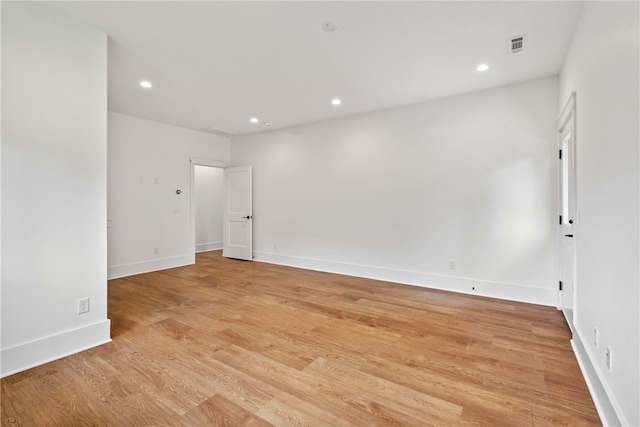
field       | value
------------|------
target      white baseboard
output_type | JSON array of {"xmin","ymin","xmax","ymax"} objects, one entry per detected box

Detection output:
[
  {"xmin": 1, "ymin": 319, "xmax": 111, "ymax": 378},
  {"xmin": 572, "ymin": 328, "xmax": 625, "ymax": 427},
  {"xmin": 253, "ymin": 251, "xmax": 556, "ymax": 306},
  {"xmin": 108, "ymin": 254, "xmax": 194, "ymax": 279},
  {"xmin": 195, "ymin": 241, "xmax": 223, "ymax": 253}
]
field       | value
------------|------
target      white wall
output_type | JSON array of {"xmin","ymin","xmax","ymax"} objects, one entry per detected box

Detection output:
[
  {"xmin": 559, "ymin": 2, "xmax": 639, "ymax": 426},
  {"xmin": 107, "ymin": 112, "xmax": 230, "ymax": 278},
  {"xmin": 232, "ymin": 77, "xmax": 559, "ymax": 305},
  {"xmin": 1, "ymin": 3, "xmax": 110, "ymax": 376},
  {"xmin": 194, "ymin": 165, "xmax": 224, "ymax": 252}
]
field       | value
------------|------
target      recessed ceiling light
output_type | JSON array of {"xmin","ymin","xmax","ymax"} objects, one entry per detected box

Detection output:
[
  {"xmin": 140, "ymin": 80, "xmax": 152, "ymax": 88},
  {"xmin": 331, "ymin": 98, "xmax": 342, "ymax": 106},
  {"xmin": 264, "ymin": 121, "xmax": 273, "ymax": 126},
  {"xmin": 250, "ymin": 117, "xmax": 259, "ymax": 123},
  {"xmin": 476, "ymin": 64, "xmax": 489, "ymax": 72}
]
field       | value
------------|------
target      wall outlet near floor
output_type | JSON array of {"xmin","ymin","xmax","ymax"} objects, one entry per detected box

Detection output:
[
  {"xmin": 448, "ymin": 259, "xmax": 456, "ymax": 270},
  {"xmin": 593, "ymin": 327, "xmax": 599, "ymax": 348},
  {"xmin": 605, "ymin": 346, "xmax": 612, "ymax": 372},
  {"xmin": 274, "ymin": 242, "xmax": 279, "ymax": 250},
  {"xmin": 78, "ymin": 297, "xmax": 90, "ymax": 314},
  {"xmin": 154, "ymin": 247, "xmax": 159, "ymax": 255}
]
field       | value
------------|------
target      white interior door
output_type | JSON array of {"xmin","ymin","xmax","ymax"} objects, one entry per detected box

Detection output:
[
  {"xmin": 559, "ymin": 94, "xmax": 576, "ymax": 330},
  {"xmin": 223, "ymin": 165, "xmax": 253, "ymax": 260}
]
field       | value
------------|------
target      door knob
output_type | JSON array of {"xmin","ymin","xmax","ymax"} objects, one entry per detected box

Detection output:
[
  {"xmin": 565, "ymin": 234, "xmax": 574, "ymax": 237},
  {"xmin": 242, "ymin": 215, "xmax": 253, "ymax": 220}
]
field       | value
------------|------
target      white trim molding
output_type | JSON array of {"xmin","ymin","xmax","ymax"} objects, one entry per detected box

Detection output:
[
  {"xmin": 254, "ymin": 251, "xmax": 556, "ymax": 306},
  {"xmin": 572, "ymin": 330, "xmax": 624, "ymax": 426},
  {"xmin": 189, "ymin": 157, "xmax": 230, "ymax": 169},
  {"xmin": 196, "ymin": 241, "xmax": 223, "ymax": 253},
  {"xmin": 1, "ymin": 320, "xmax": 111, "ymax": 378},
  {"xmin": 108, "ymin": 254, "xmax": 194, "ymax": 280}
]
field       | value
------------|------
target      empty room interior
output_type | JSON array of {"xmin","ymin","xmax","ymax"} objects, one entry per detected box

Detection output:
[{"xmin": 1, "ymin": 1, "xmax": 639, "ymax": 426}]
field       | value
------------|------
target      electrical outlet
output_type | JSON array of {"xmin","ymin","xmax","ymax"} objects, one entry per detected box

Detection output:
[
  {"xmin": 274, "ymin": 242, "xmax": 279, "ymax": 250},
  {"xmin": 605, "ymin": 346, "xmax": 612, "ymax": 372},
  {"xmin": 448, "ymin": 259, "xmax": 456, "ymax": 270},
  {"xmin": 78, "ymin": 298, "xmax": 90, "ymax": 314},
  {"xmin": 154, "ymin": 247, "xmax": 159, "ymax": 255},
  {"xmin": 593, "ymin": 327, "xmax": 599, "ymax": 348}
]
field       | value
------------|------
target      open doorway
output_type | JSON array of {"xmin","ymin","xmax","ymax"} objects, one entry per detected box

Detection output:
[
  {"xmin": 189, "ymin": 157, "xmax": 229, "ymax": 263},
  {"xmin": 194, "ymin": 165, "xmax": 224, "ymax": 253}
]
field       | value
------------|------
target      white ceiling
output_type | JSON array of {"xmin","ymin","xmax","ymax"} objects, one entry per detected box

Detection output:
[{"xmin": 37, "ymin": 1, "xmax": 584, "ymax": 136}]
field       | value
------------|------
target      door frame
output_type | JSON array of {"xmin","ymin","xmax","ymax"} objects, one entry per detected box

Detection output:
[
  {"xmin": 189, "ymin": 157, "xmax": 230, "ymax": 263},
  {"xmin": 557, "ymin": 92, "xmax": 577, "ymax": 327}
]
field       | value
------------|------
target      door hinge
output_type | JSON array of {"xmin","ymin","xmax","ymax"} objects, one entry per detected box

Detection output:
[
  {"xmin": 559, "ymin": 281, "xmax": 563, "ymax": 291},
  {"xmin": 559, "ymin": 149, "xmax": 563, "ymax": 160},
  {"xmin": 559, "ymin": 215, "xmax": 563, "ymax": 225}
]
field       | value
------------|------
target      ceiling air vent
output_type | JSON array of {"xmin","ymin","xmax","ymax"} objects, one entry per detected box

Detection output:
[
  {"xmin": 509, "ymin": 34, "xmax": 526, "ymax": 54},
  {"xmin": 199, "ymin": 126, "xmax": 237, "ymax": 137}
]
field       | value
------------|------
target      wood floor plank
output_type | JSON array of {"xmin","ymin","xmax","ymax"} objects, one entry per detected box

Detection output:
[
  {"xmin": 1, "ymin": 250, "xmax": 600, "ymax": 426},
  {"xmin": 212, "ymin": 345, "xmax": 421, "ymax": 426},
  {"xmin": 255, "ymin": 393, "xmax": 358, "ymax": 427},
  {"xmin": 182, "ymin": 394, "xmax": 273, "ymax": 427},
  {"xmin": 304, "ymin": 357, "xmax": 463, "ymax": 424}
]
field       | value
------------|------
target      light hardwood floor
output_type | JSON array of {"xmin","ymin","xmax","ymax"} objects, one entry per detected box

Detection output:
[{"xmin": 2, "ymin": 251, "xmax": 600, "ymax": 426}]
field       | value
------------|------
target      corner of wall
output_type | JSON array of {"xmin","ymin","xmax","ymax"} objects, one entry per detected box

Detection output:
[{"xmin": 2, "ymin": 2, "xmax": 111, "ymax": 378}]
